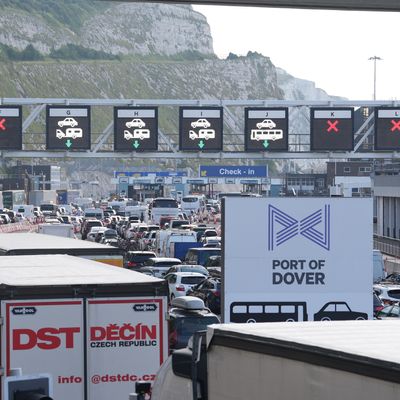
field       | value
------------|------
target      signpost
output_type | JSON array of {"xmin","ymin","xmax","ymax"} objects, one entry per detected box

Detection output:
[
  {"xmin": 223, "ymin": 197, "xmax": 372, "ymax": 323},
  {"xmin": 310, "ymin": 108, "xmax": 354, "ymax": 151},
  {"xmin": 0, "ymin": 106, "xmax": 22, "ymax": 150},
  {"xmin": 375, "ymin": 107, "xmax": 400, "ymax": 150},
  {"xmin": 245, "ymin": 108, "xmax": 288, "ymax": 151},
  {"xmin": 46, "ymin": 106, "xmax": 91, "ymax": 150},
  {"xmin": 179, "ymin": 107, "xmax": 223, "ymax": 151},
  {"xmin": 114, "ymin": 107, "xmax": 158, "ymax": 151}
]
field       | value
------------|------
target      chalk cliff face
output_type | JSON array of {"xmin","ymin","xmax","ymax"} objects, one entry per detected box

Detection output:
[{"xmin": 0, "ymin": 2, "xmax": 214, "ymax": 56}]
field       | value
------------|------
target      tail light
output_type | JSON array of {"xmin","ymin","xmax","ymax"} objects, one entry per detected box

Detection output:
[
  {"xmin": 127, "ymin": 261, "xmax": 137, "ymax": 268},
  {"xmin": 176, "ymin": 285, "xmax": 185, "ymax": 292},
  {"xmin": 214, "ymin": 290, "xmax": 220, "ymax": 297},
  {"xmin": 375, "ymin": 305, "xmax": 384, "ymax": 313}
]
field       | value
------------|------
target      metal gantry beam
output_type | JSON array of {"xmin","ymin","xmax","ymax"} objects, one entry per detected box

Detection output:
[
  {"xmin": 2, "ymin": 98, "xmax": 399, "ymax": 160},
  {"xmin": 99, "ymin": 0, "xmax": 400, "ymax": 12}
]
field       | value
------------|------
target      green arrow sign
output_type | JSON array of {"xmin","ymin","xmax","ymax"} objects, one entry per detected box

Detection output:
[
  {"xmin": 66, "ymin": 139, "xmax": 72, "ymax": 148},
  {"xmin": 263, "ymin": 140, "xmax": 269, "ymax": 149},
  {"xmin": 198, "ymin": 140, "xmax": 205, "ymax": 149},
  {"xmin": 133, "ymin": 140, "xmax": 140, "ymax": 149}
]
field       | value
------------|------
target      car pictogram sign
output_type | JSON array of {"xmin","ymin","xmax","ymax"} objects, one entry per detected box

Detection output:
[
  {"xmin": 114, "ymin": 107, "xmax": 158, "ymax": 151},
  {"xmin": 179, "ymin": 107, "xmax": 223, "ymax": 151},
  {"xmin": 47, "ymin": 106, "xmax": 91, "ymax": 150},
  {"xmin": 375, "ymin": 107, "xmax": 400, "ymax": 150},
  {"xmin": 0, "ymin": 107, "xmax": 23, "ymax": 150},
  {"xmin": 310, "ymin": 108, "xmax": 354, "ymax": 151},
  {"xmin": 245, "ymin": 108, "xmax": 288, "ymax": 151}
]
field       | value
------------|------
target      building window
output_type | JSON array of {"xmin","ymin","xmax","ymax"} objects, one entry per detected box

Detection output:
[
  {"xmin": 359, "ymin": 167, "xmax": 372, "ymax": 173},
  {"xmin": 344, "ymin": 167, "xmax": 351, "ymax": 173}
]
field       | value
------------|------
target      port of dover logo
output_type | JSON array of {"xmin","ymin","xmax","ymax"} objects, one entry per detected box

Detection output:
[{"xmin": 268, "ymin": 205, "xmax": 330, "ymax": 251}]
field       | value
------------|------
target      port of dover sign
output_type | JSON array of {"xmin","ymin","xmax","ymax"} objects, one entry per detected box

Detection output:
[{"xmin": 223, "ymin": 197, "xmax": 372, "ymax": 323}]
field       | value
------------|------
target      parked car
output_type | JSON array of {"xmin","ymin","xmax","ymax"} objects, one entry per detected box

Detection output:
[
  {"xmin": 376, "ymin": 304, "xmax": 400, "ymax": 319},
  {"xmin": 143, "ymin": 257, "xmax": 182, "ymax": 278},
  {"xmin": 165, "ymin": 264, "xmax": 209, "ymax": 277},
  {"xmin": 373, "ymin": 293, "xmax": 385, "ymax": 316},
  {"xmin": 124, "ymin": 251, "xmax": 156, "ymax": 269},
  {"xmin": 167, "ymin": 296, "xmax": 220, "ymax": 352},
  {"xmin": 374, "ymin": 284, "xmax": 400, "ymax": 304},
  {"xmin": 164, "ymin": 272, "xmax": 206, "ymax": 301},
  {"xmin": 187, "ymin": 278, "xmax": 221, "ymax": 314}
]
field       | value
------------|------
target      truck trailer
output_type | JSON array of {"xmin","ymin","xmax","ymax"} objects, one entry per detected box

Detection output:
[
  {"xmin": 152, "ymin": 320, "xmax": 400, "ymax": 400},
  {"xmin": 0, "ymin": 254, "xmax": 168, "ymax": 400}
]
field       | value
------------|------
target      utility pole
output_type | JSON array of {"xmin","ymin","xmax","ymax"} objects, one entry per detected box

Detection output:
[{"xmin": 368, "ymin": 56, "xmax": 382, "ymax": 100}]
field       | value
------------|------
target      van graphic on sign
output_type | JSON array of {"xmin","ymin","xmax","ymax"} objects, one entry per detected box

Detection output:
[
  {"xmin": 250, "ymin": 129, "xmax": 284, "ymax": 141},
  {"xmin": 189, "ymin": 129, "xmax": 215, "ymax": 140},
  {"xmin": 124, "ymin": 129, "xmax": 151, "ymax": 141},
  {"xmin": 56, "ymin": 128, "xmax": 83, "ymax": 139}
]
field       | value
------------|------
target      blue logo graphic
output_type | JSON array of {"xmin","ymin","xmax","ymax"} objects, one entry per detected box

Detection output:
[{"xmin": 268, "ymin": 205, "xmax": 330, "ymax": 250}]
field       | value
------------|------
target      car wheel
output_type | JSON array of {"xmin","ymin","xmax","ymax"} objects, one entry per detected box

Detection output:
[
  {"xmin": 72, "ymin": 134, "xmax": 77, "ymax": 139},
  {"xmin": 246, "ymin": 318, "xmax": 256, "ymax": 323},
  {"xmin": 59, "ymin": 123, "xmax": 63, "ymax": 128},
  {"xmin": 356, "ymin": 316, "xmax": 366, "ymax": 320},
  {"xmin": 321, "ymin": 317, "xmax": 331, "ymax": 321},
  {"xmin": 286, "ymin": 318, "xmax": 295, "ymax": 322}
]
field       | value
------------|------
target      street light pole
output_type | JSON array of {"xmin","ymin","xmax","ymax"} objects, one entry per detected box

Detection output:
[{"xmin": 368, "ymin": 56, "xmax": 382, "ymax": 100}]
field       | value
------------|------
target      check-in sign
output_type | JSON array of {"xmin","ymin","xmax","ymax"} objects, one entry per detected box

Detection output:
[
  {"xmin": 114, "ymin": 107, "xmax": 158, "ymax": 151},
  {"xmin": 47, "ymin": 106, "xmax": 91, "ymax": 150},
  {"xmin": 310, "ymin": 108, "xmax": 354, "ymax": 151},
  {"xmin": 0, "ymin": 107, "xmax": 22, "ymax": 150},
  {"xmin": 179, "ymin": 107, "xmax": 223, "ymax": 151}
]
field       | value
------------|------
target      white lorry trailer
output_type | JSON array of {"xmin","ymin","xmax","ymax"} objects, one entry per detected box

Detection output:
[
  {"xmin": 0, "ymin": 254, "xmax": 168, "ymax": 400},
  {"xmin": 38, "ymin": 223, "xmax": 75, "ymax": 238},
  {"xmin": 152, "ymin": 320, "xmax": 400, "ymax": 400}
]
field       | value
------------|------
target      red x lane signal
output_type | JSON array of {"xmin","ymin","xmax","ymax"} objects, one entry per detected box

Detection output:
[
  {"xmin": 0, "ymin": 118, "xmax": 5, "ymax": 131},
  {"xmin": 327, "ymin": 119, "xmax": 339, "ymax": 133},
  {"xmin": 391, "ymin": 119, "xmax": 400, "ymax": 132}
]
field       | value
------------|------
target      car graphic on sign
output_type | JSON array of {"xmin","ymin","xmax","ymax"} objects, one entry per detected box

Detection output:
[
  {"xmin": 256, "ymin": 119, "xmax": 276, "ymax": 130},
  {"xmin": 191, "ymin": 119, "xmax": 211, "ymax": 129},
  {"xmin": 124, "ymin": 129, "xmax": 151, "ymax": 140},
  {"xmin": 189, "ymin": 129, "xmax": 215, "ymax": 140},
  {"xmin": 57, "ymin": 117, "xmax": 78, "ymax": 128},
  {"xmin": 56, "ymin": 128, "xmax": 83, "ymax": 139},
  {"xmin": 313, "ymin": 301, "xmax": 368, "ymax": 321},
  {"xmin": 125, "ymin": 119, "xmax": 146, "ymax": 129}
]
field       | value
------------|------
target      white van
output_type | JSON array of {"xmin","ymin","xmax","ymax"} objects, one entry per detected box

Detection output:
[{"xmin": 373, "ymin": 249, "xmax": 386, "ymax": 283}]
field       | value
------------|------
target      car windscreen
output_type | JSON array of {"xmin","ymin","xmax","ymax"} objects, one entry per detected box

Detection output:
[
  {"xmin": 171, "ymin": 316, "xmax": 219, "ymax": 349},
  {"xmin": 182, "ymin": 197, "xmax": 198, "ymax": 203},
  {"xmin": 181, "ymin": 276, "xmax": 206, "ymax": 285},
  {"xmin": 129, "ymin": 254, "xmax": 155, "ymax": 262},
  {"xmin": 155, "ymin": 262, "xmax": 181, "ymax": 268}
]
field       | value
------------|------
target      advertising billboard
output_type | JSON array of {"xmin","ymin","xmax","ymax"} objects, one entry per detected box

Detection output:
[{"xmin": 223, "ymin": 197, "xmax": 372, "ymax": 323}]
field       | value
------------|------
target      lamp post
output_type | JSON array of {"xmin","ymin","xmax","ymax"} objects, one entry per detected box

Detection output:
[{"xmin": 368, "ymin": 56, "xmax": 382, "ymax": 100}]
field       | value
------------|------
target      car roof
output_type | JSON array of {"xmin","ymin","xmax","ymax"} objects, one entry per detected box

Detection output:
[
  {"xmin": 169, "ymin": 272, "xmax": 206, "ymax": 277},
  {"xmin": 187, "ymin": 248, "xmax": 221, "ymax": 252},
  {"xmin": 149, "ymin": 257, "xmax": 181, "ymax": 262}
]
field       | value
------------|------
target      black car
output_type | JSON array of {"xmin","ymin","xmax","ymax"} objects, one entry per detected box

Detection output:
[
  {"xmin": 168, "ymin": 296, "xmax": 220, "ymax": 352},
  {"xmin": 187, "ymin": 278, "xmax": 221, "ymax": 314},
  {"xmin": 124, "ymin": 251, "xmax": 156, "ymax": 269},
  {"xmin": 313, "ymin": 301, "xmax": 368, "ymax": 321}
]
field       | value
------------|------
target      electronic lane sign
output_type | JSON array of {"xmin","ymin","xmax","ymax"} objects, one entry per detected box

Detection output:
[
  {"xmin": 0, "ymin": 106, "xmax": 22, "ymax": 150},
  {"xmin": 310, "ymin": 108, "xmax": 354, "ymax": 151},
  {"xmin": 375, "ymin": 107, "xmax": 400, "ymax": 150},
  {"xmin": 46, "ymin": 106, "xmax": 91, "ymax": 150},
  {"xmin": 245, "ymin": 108, "xmax": 288, "ymax": 151},
  {"xmin": 114, "ymin": 107, "xmax": 158, "ymax": 151},
  {"xmin": 179, "ymin": 107, "xmax": 223, "ymax": 151}
]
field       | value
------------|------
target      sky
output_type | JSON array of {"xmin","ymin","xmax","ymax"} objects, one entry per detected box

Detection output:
[{"xmin": 193, "ymin": 6, "xmax": 399, "ymax": 101}]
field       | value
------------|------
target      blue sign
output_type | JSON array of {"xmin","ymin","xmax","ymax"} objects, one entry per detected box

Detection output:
[
  {"xmin": 115, "ymin": 171, "xmax": 187, "ymax": 178},
  {"xmin": 199, "ymin": 165, "xmax": 268, "ymax": 178}
]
